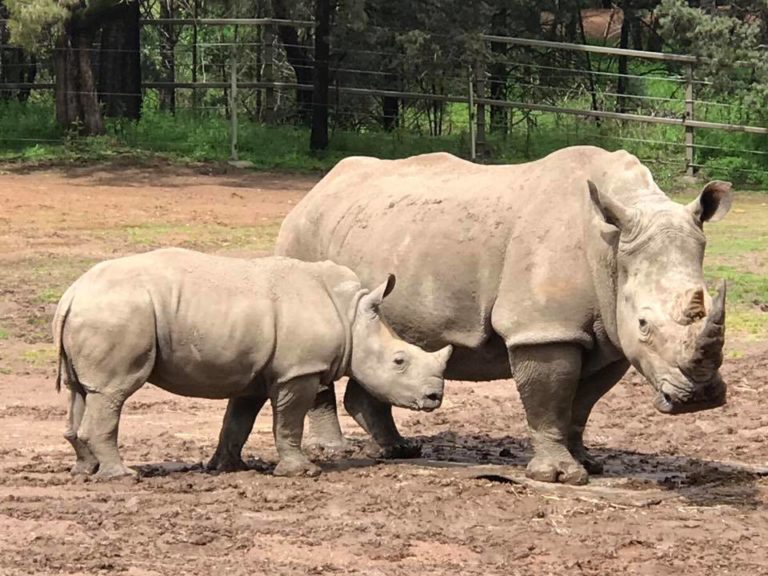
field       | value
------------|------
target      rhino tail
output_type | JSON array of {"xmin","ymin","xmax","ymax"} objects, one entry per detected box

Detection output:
[{"xmin": 53, "ymin": 285, "xmax": 77, "ymax": 393}]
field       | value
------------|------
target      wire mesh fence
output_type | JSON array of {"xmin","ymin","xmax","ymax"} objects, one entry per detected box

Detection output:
[{"xmin": 0, "ymin": 17, "xmax": 766, "ymax": 182}]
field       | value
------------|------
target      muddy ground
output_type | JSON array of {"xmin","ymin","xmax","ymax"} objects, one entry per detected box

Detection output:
[{"xmin": 0, "ymin": 161, "xmax": 767, "ymax": 576}]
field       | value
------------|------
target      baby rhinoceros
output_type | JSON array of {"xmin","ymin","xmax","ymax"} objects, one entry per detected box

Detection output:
[{"xmin": 53, "ymin": 248, "xmax": 451, "ymax": 479}]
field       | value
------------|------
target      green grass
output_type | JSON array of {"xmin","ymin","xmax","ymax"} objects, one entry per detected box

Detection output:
[
  {"xmin": 0, "ymin": 327, "xmax": 9, "ymax": 340},
  {"xmin": 21, "ymin": 346, "xmax": 57, "ymax": 366},
  {"xmin": 1, "ymin": 100, "xmax": 766, "ymax": 187}
]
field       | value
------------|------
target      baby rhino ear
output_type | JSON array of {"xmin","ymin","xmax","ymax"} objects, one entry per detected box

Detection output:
[
  {"xmin": 687, "ymin": 180, "xmax": 732, "ymax": 224},
  {"xmin": 359, "ymin": 274, "xmax": 396, "ymax": 317}
]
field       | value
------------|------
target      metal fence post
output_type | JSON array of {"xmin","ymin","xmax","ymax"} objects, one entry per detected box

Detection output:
[
  {"xmin": 468, "ymin": 70, "xmax": 476, "ymax": 161},
  {"xmin": 684, "ymin": 62, "xmax": 695, "ymax": 177},
  {"xmin": 229, "ymin": 41, "xmax": 238, "ymax": 161}
]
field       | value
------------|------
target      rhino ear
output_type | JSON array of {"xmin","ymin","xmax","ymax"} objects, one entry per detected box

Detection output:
[
  {"xmin": 360, "ymin": 274, "xmax": 396, "ymax": 318},
  {"xmin": 588, "ymin": 180, "xmax": 633, "ymax": 231},
  {"xmin": 687, "ymin": 181, "xmax": 732, "ymax": 224}
]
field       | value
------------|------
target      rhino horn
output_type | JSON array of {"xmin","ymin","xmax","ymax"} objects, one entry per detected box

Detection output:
[{"xmin": 683, "ymin": 281, "xmax": 726, "ymax": 381}]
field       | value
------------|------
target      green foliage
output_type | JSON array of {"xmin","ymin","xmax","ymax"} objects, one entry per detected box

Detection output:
[{"xmin": 4, "ymin": 0, "xmax": 68, "ymax": 50}]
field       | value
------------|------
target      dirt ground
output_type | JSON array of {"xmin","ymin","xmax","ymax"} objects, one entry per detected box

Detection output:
[{"xmin": 0, "ymin": 161, "xmax": 767, "ymax": 576}]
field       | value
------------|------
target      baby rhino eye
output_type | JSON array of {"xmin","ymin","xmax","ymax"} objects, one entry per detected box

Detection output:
[{"xmin": 393, "ymin": 352, "xmax": 407, "ymax": 367}]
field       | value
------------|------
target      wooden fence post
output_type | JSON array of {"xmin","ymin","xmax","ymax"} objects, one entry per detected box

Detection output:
[
  {"xmin": 229, "ymin": 40, "xmax": 238, "ymax": 161},
  {"xmin": 468, "ymin": 69, "xmax": 476, "ymax": 161},
  {"xmin": 684, "ymin": 62, "xmax": 695, "ymax": 177},
  {"xmin": 475, "ymin": 64, "xmax": 486, "ymax": 159}
]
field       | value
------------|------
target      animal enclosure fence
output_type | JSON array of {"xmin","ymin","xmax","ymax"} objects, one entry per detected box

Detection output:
[{"xmin": 0, "ymin": 17, "xmax": 766, "ymax": 178}]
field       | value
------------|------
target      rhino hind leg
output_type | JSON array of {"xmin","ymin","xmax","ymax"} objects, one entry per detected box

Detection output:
[
  {"xmin": 271, "ymin": 374, "xmax": 322, "ymax": 477},
  {"xmin": 342, "ymin": 379, "xmax": 422, "ymax": 459},
  {"xmin": 569, "ymin": 359, "xmax": 630, "ymax": 475},
  {"xmin": 510, "ymin": 344, "xmax": 589, "ymax": 485},
  {"xmin": 77, "ymin": 389, "xmax": 137, "ymax": 479},
  {"xmin": 64, "ymin": 387, "xmax": 99, "ymax": 475},
  {"xmin": 208, "ymin": 394, "xmax": 267, "ymax": 472}
]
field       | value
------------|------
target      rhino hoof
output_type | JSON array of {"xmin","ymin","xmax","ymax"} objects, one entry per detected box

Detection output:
[
  {"xmin": 70, "ymin": 460, "xmax": 99, "ymax": 476},
  {"xmin": 579, "ymin": 454, "xmax": 604, "ymax": 475},
  {"xmin": 206, "ymin": 455, "xmax": 249, "ymax": 473},
  {"xmin": 93, "ymin": 464, "xmax": 138, "ymax": 481},
  {"xmin": 367, "ymin": 439, "xmax": 422, "ymax": 460},
  {"xmin": 526, "ymin": 457, "xmax": 588, "ymax": 485},
  {"xmin": 273, "ymin": 460, "xmax": 322, "ymax": 477}
]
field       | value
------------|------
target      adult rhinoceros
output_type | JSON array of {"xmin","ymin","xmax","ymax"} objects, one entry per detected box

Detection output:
[{"xmin": 216, "ymin": 146, "xmax": 731, "ymax": 485}]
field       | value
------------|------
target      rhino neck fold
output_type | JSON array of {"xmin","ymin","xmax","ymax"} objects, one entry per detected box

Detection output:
[{"xmin": 326, "ymin": 287, "xmax": 366, "ymax": 384}]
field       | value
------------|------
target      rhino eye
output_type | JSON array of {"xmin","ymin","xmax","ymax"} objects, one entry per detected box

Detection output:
[
  {"xmin": 393, "ymin": 353, "xmax": 407, "ymax": 369},
  {"xmin": 638, "ymin": 318, "xmax": 651, "ymax": 338}
]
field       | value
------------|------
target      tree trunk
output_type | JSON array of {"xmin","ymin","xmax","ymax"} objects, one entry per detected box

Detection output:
[
  {"xmin": 98, "ymin": 0, "xmax": 142, "ymax": 119},
  {"xmin": 272, "ymin": 0, "xmax": 313, "ymax": 124},
  {"xmin": 489, "ymin": 7, "xmax": 508, "ymax": 135},
  {"xmin": 310, "ymin": 0, "xmax": 331, "ymax": 150},
  {"xmin": 380, "ymin": 95, "xmax": 399, "ymax": 131},
  {"xmin": 55, "ymin": 23, "xmax": 104, "ymax": 134},
  {"xmin": 159, "ymin": 0, "xmax": 177, "ymax": 113}
]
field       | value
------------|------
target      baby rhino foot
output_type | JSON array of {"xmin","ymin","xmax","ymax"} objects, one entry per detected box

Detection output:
[
  {"xmin": 70, "ymin": 460, "xmax": 99, "ymax": 476},
  {"xmin": 526, "ymin": 455, "xmax": 589, "ymax": 485},
  {"xmin": 273, "ymin": 459, "xmax": 321, "ymax": 477},
  {"xmin": 94, "ymin": 463, "xmax": 138, "ymax": 481},
  {"xmin": 366, "ymin": 438, "xmax": 422, "ymax": 460},
  {"xmin": 206, "ymin": 451, "xmax": 249, "ymax": 473}
]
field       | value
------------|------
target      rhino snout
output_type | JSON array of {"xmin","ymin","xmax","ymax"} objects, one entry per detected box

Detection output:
[
  {"xmin": 416, "ymin": 388, "xmax": 444, "ymax": 412},
  {"xmin": 653, "ymin": 374, "xmax": 726, "ymax": 415}
]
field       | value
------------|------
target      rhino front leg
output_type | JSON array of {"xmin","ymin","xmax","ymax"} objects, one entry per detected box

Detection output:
[
  {"xmin": 304, "ymin": 382, "xmax": 349, "ymax": 453},
  {"xmin": 271, "ymin": 374, "xmax": 322, "ymax": 477},
  {"xmin": 342, "ymin": 379, "xmax": 422, "ymax": 459},
  {"xmin": 64, "ymin": 387, "xmax": 99, "ymax": 475},
  {"xmin": 569, "ymin": 359, "xmax": 629, "ymax": 474},
  {"xmin": 208, "ymin": 394, "xmax": 267, "ymax": 472},
  {"xmin": 510, "ymin": 343, "xmax": 588, "ymax": 485}
]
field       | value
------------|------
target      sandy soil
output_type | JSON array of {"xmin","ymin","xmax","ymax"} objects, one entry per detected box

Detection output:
[{"xmin": 0, "ymin": 162, "xmax": 766, "ymax": 576}]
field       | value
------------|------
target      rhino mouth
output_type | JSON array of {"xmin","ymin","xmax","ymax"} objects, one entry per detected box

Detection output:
[
  {"xmin": 414, "ymin": 391, "xmax": 443, "ymax": 412},
  {"xmin": 653, "ymin": 378, "xmax": 726, "ymax": 415}
]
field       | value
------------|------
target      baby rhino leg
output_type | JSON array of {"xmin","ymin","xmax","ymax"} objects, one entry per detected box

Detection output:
[{"xmin": 271, "ymin": 374, "xmax": 321, "ymax": 477}]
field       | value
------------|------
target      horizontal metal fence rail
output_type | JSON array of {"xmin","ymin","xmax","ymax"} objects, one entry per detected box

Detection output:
[{"xmin": 0, "ymin": 18, "xmax": 765, "ymax": 175}]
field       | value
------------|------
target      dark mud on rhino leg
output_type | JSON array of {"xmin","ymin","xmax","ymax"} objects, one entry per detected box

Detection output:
[
  {"xmin": 510, "ymin": 343, "xmax": 588, "ymax": 485},
  {"xmin": 208, "ymin": 394, "xmax": 267, "ymax": 472},
  {"xmin": 343, "ymin": 379, "xmax": 421, "ymax": 459},
  {"xmin": 569, "ymin": 359, "xmax": 629, "ymax": 475}
]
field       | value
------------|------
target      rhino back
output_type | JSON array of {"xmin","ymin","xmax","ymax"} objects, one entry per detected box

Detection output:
[
  {"xmin": 65, "ymin": 249, "xmax": 348, "ymax": 398},
  {"xmin": 279, "ymin": 149, "xmax": 616, "ymax": 361}
]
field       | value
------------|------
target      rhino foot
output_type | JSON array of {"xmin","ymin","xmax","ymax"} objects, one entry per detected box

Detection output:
[
  {"xmin": 70, "ymin": 460, "xmax": 99, "ymax": 476},
  {"xmin": 304, "ymin": 440, "xmax": 357, "ymax": 461},
  {"xmin": 206, "ymin": 453, "xmax": 249, "ymax": 473},
  {"xmin": 571, "ymin": 447, "xmax": 604, "ymax": 475},
  {"xmin": 526, "ymin": 455, "xmax": 588, "ymax": 485},
  {"xmin": 367, "ymin": 439, "xmax": 422, "ymax": 460},
  {"xmin": 273, "ymin": 459, "xmax": 322, "ymax": 477},
  {"xmin": 93, "ymin": 464, "xmax": 138, "ymax": 481}
]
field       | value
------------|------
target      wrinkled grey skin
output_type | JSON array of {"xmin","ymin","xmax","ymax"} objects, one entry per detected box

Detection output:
[
  {"xmin": 52, "ymin": 248, "xmax": 451, "ymax": 479},
  {"xmin": 214, "ymin": 146, "xmax": 733, "ymax": 485}
]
